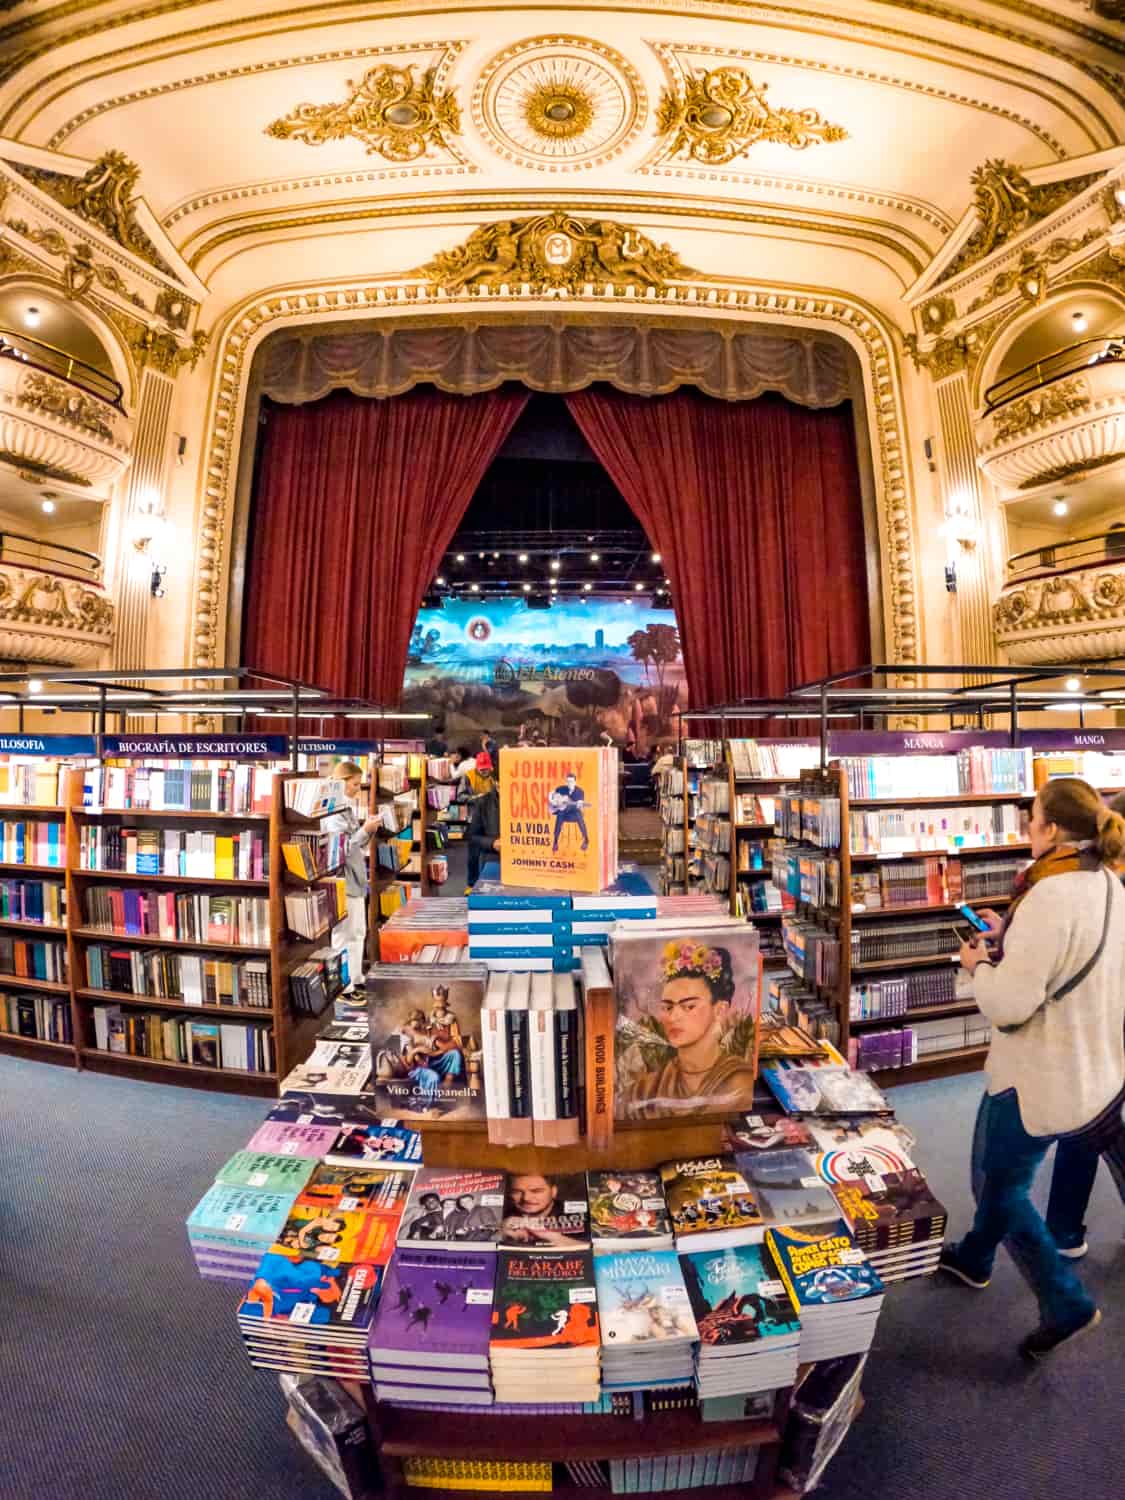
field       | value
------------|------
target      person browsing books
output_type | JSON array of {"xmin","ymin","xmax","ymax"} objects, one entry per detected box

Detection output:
[
  {"xmin": 467, "ymin": 782, "xmax": 500, "ymax": 889},
  {"xmin": 323, "ymin": 761, "xmax": 380, "ymax": 990},
  {"xmin": 939, "ymin": 777, "xmax": 1125, "ymax": 1360}
]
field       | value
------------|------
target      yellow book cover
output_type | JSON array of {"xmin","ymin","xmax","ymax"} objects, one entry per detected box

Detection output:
[
  {"xmin": 281, "ymin": 843, "xmax": 312, "ymax": 879},
  {"xmin": 499, "ymin": 747, "xmax": 613, "ymax": 893},
  {"xmin": 215, "ymin": 836, "xmax": 235, "ymax": 880}
]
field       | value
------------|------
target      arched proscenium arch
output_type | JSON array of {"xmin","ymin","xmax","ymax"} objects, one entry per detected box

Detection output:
[{"xmin": 189, "ymin": 282, "xmax": 921, "ymax": 681}]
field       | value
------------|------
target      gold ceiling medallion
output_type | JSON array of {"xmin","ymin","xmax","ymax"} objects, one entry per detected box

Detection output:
[
  {"xmin": 265, "ymin": 65, "xmax": 459, "ymax": 162},
  {"xmin": 7, "ymin": 150, "xmax": 172, "ymax": 275},
  {"xmin": 655, "ymin": 68, "xmax": 847, "ymax": 165},
  {"xmin": 420, "ymin": 211, "xmax": 694, "ymax": 293},
  {"xmin": 939, "ymin": 159, "xmax": 1102, "ymax": 283},
  {"xmin": 473, "ymin": 38, "xmax": 645, "ymax": 170}
]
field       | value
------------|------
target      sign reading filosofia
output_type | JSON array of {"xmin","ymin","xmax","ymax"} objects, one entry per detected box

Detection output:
[
  {"xmin": 0, "ymin": 735, "xmax": 98, "ymax": 756},
  {"xmin": 100, "ymin": 735, "xmax": 289, "ymax": 759}
]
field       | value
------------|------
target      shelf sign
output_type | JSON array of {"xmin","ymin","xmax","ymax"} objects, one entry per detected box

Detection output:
[
  {"xmin": 101, "ymin": 734, "xmax": 289, "ymax": 759},
  {"xmin": 0, "ymin": 734, "xmax": 97, "ymax": 756},
  {"xmin": 297, "ymin": 739, "xmax": 381, "ymax": 755},
  {"xmin": 1021, "ymin": 729, "xmax": 1125, "ymax": 750}
]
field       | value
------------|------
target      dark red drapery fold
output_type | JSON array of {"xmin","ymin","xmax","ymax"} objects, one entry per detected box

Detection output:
[
  {"xmin": 243, "ymin": 386, "xmax": 529, "ymax": 703},
  {"xmin": 564, "ymin": 387, "xmax": 871, "ymax": 709}
]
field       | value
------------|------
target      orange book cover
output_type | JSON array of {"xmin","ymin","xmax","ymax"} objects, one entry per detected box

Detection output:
[{"xmin": 499, "ymin": 747, "xmax": 614, "ymax": 894}]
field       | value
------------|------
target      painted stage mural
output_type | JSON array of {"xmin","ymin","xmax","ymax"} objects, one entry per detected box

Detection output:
[{"xmin": 403, "ymin": 597, "xmax": 686, "ymax": 750}]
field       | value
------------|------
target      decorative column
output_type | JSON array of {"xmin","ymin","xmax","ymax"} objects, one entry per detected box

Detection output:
[
  {"xmin": 933, "ymin": 369, "xmax": 995, "ymax": 667},
  {"xmin": 113, "ymin": 367, "xmax": 174, "ymax": 673}
]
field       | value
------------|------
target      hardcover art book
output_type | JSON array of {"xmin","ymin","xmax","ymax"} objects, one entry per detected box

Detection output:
[
  {"xmin": 587, "ymin": 1169, "xmax": 673, "ymax": 1251},
  {"xmin": 611, "ymin": 923, "xmax": 762, "ymax": 1121},
  {"xmin": 398, "ymin": 1168, "xmax": 506, "ymax": 1251},
  {"xmin": 736, "ymin": 1149, "xmax": 840, "ymax": 1231},
  {"xmin": 830, "ymin": 1170, "xmax": 948, "ymax": 1243},
  {"xmin": 371, "ymin": 1250, "xmax": 497, "ymax": 1368},
  {"xmin": 368, "ymin": 963, "xmax": 487, "ymax": 1121},
  {"xmin": 760, "ymin": 1065, "xmax": 893, "ymax": 1119},
  {"xmin": 490, "ymin": 1250, "xmax": 601, "ymax": 1352},
  {"xmin": 498, "ymin": 746, "xmax": 618, "ymax": 895},
  {"xmin": 500, "ymin": 1171, "xmax": 590, "ymax": 1249},
  {"xmin": 593, "ymin": 1250, "xmax": 698, "ymax": 1345},
  {"xmin": 804, "ymin": 1119, "xmax": 917, "ymax": 1183},
  {"xmin": 658, "ymin": 1156, "xmax": 763, "ymax": 1251},
  {"xmin": 680, "ymin": 1243, "xmax": 801, "ymax": 1347}
]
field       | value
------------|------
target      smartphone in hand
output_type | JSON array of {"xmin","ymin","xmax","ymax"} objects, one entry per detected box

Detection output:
[{"xmin": 956, "ymin": 904, "xmax": 992, "ymax": 934}]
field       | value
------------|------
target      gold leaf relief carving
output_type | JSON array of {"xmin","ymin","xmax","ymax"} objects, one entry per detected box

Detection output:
[
  {"xmin": 655, "ymin": 68, "xmax": 847, "ymax": 166},
  {"xmin": 266, "ymin": 64, "xmax": 460, "ymax": 163}
]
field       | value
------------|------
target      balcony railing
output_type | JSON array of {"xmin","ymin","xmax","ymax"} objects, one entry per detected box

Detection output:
[
  {"xmin": 994, "ymin": 529, "xmax": 1125, "ymax": 664},
  {"xmin": 0, "ymin": 531, "xmax": 102, "ymax": 584},
  {"xmin": 984, "ymin": 337, "xmax": 1125, "ymax": 411},
  {"xmin": 0, "ymin": 328, "xmax": 125, "ymax": 411},
  {"xmin": 1007, "ymin": 529, "xmax": 1125, "ymax": 580}
]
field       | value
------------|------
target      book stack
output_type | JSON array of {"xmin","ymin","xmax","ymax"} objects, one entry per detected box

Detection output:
[
  {"xmin": 289, "ymin": 947, "xmax": 348, "ymax": 1017},
  {"xmin": 848, "ymin": 802, "xmax": 1028, "ymax": 856},
  {"xmin": 766, "ymin": 1224, "xmax": 885, "ymax": 1362},
  {"xmin": 398, "ymin": 1168, "xmax": 505, "ymax": 1251},
  {"xmin": 245, "ymin": 1117, "xmax": 344, "ymax": 1160},
  {"xmin": 280, "ymin": 1038, "xmax": 372, "ymax": 1098},
  {"xmin": 570, "ymin": 868, "xmax": 657, "ymax": 946},
  {"xmin": 186, "ymin": 1182, "xmax": 302, "ymax": 1282},
  {"xmin": 0, "ymin": 934, "xmax": 67, "ymax": 980},
  {"xmin": 77, "ymin": 824, "xmax": 269, "ymax": 879},
  {"xmin": 594, "ymin": 1249, "xmax": 699, "ymax": 1391},
  {"xmin": 760, "ymin": 1062, "xmax": 894, "ymax": 1118},
  {"xmin": 237, "ymin": 1165, "xmax": 409, "ymax": 1377},
  {"xmin": 588, "ymin": 1169, "xmax": 674, "ymax": 1251},
  {"xmin": 608, "ymin": 1450, "xmax": 760, "ymax": 1491},
  {"xmin": 377, "ymin": 898, "xmax": 468, "ymax": 961},
  {"xmin": 681, "ymin": 1242, "xmax": 802, "ymax": 1396},
  {"xmin": 481, "ymin": 971, "xmax": 581, "ymax": 1147},
  {"xmin": 728, "ymin": 740, "xmax": 818, "ymax": 779},
  {"xmin": 660, "ymin": 1157, "xmax": 764, "ymax": 1252},
  {"xmin": 489, "ymin": 1248, "xmax": 601, "ymax": 1403},
  {"xmin": 403, "ymin": 1458, "xmax": 551, "ymax": 1491},
  {"xmin": 836, "ymin": 748, "xmax": 1033, "ymax": 799},
  {"xmin": 369, "ymin": 1249, "xmax": 498, "ymax": 1406},
  {"xmin": 322, "ymin": 1120, "xmax": 423, "ymax": 1172},
  {"xmin": 90, "ymin": 1004, "xmax": 275, "ymax": 1070},
  {"xmin": 467, "ymin": 881, "xmax": 577, "ymax": 972}
]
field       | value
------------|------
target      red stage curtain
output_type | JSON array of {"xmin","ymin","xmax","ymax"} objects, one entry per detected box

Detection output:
[
  {"xmin": 565, "ymin": 387, "xmax": 871, "ymax": 708},
  {"xmin": 243, "ymin": 386, "xmax": 528, "ymax": 703}
]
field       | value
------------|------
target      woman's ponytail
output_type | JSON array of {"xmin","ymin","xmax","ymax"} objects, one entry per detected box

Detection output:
[
  {"xmin": 1095, "ymin": 804, "xmax": 1125, "ymax": 865},
  {"xmin": 1040, "ymin": 776, "xmax": 1125, "ymax": 865}
]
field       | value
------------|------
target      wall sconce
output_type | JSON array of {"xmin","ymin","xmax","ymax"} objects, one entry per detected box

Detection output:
[{"xmin": 150, "ymin": 563, "xmax": 167, "ymax": 599}]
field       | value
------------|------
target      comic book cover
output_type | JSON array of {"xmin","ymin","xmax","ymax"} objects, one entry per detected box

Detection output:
[
  {"xmin": 679, "ymin": 1244, "xmax": 801, "ymax": 1346},
  {"xmin": 238, "ymin": 1246, "xmax": 384, "ymax": 1332},
  {"xmin": 368, "ymin": 965, "xmax": 487, "ymax": 1121},
  {"xmin": 273, "ymin": 1202, "xmax": 398, "ymax": 1266},
  {"xmin": 765, "ymin": 1225, "xmax": 885, "ymax": 1309},
  {"xmin": 612, "ymin": 926, "xmax": 761, "ymax": 1121},
  {"xmin": 371, "ymin": 1250, "xmax": 497, "ymax": 1366},
  {"xmin": 489, "ymin": 1250, "xmax": 600, "ymax": 1351},
  {"xmin": 295, "ymin": 1163, "xmax": 413, "ymax": 1220},
  {"xmin": 658, "ymin": 1156, "xmax": 763, "ymax": 1244},
  {"xmin": 587, "ymin": 1169, "xmax": 673, "ymax": 1250},
  {"xmin": 736, "ymin": 1149, "xmax": 841, "ymax": 1231}
]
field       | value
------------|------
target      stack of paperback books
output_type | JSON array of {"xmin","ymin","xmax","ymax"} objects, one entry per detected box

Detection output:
[
  {"xmin": 369, "ymin": 1249, "xmax": 497, "ymax": 1406},
  {"xmin": 594, "ymin": 1249, "xmax": 698, "ymax": 1391},
  {"xmin": 490, "ymin": 1249, "xmax": 601, "ymax": 1403},
  {"xmin": 681, "ymin": 1243, "xmax": 802, "ymax": 1397},
  {"xmin": 186, "ymin": 1180, "xmax": 305, "ymax": 1282},
  {"xmin": 588, "ymin": 1169, "xmax": 674, "ymax": 1251},
  {"xmin": 377, "ymin": 897, "xmax": 468, "ymax": 961},
  {"xmin": 280, "ymin": 1038, "xmax": 372, "ymax": 1099},
  {"xmin": 398, "ymin": 1168, "xmax": 505, "ymax": 1251},
  {"xmin": 237, "ymin": 1164, "xmax": 410, "ymax": 1377},
  {"xmin": 765, "ymin": 1224, "xmax": 885, "ymax": 1362},
  {"xmin": 660, "ymin": 1156, "xmax": 765, "ymax": 1252},
  {"xmin": 760, "ymin": 1062, "xmax": 893, "ymax": 1119},
  {"xmin": 467, "ymin": 881, "xmax": 578, "ymax": 972}
]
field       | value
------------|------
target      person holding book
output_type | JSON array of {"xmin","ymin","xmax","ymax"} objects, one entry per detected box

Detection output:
[
  {"xmin": 324, "ymin": 761, "xmax": 380, "ymax": 989},
  {"xmin": 940, "ymin": 777, "xmax": 1125, "ymax": 1360}
]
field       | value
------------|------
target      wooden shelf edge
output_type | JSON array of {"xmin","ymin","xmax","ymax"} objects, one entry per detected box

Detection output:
[
  {"xmin": 71, "ymin": 926, "xmax": 272, "ymax": 954},
  {"xmin": 0, "ymin": 1030, "xmax": 74, "ymax": 1053},
  {"xmin": 0, "ymin": 972, "xmax": 69, "ymax": 992},
  {"xmin": 79, "ymin": 1046, "xmax": 278, "ymax": 1084},
  {"xmin": 71, "ymin": 870, "xmax": 269, "ymax": 888},
  {"xmin": 77, "ymin": 808, "xmax": 269, "ymax": 821},
  {"xmin": 75, "ymin": 988, "xmax": 272, "ymax": 1020},
  {"xmin": 849, "ymin": 1001, "xmax": 980, "ymax": 1028},
  {"xmin": 873, "ymin": 1044, "xmax": 989, "ymax": 1086}
]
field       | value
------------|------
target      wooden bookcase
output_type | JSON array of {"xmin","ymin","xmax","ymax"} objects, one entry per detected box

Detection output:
[
  {"xmin": 657, "ymin": 755, "xmax": 690, "ymax": 895},
  {"xmin": 370, "ymin": 754, "xmax": 430, "ymax": 935},
  {"xmin": 0, "ymin": 765, "xmax": 339, "ymax": 1094}
]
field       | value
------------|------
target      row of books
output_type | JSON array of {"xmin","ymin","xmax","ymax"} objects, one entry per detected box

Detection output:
[
  {"xmin": 0, "ymin": 819, "xmax": 64, "ymax": 867},
  {"xmin": 767, "ymin": 975, "xmax": 842, "ymax": 1047},
  {"xmin": 849, "ymin": 964, "xmax": 967, "ymax": 1019},
  {"xmin": 575, "ymin": 1450, "xmax": 760, "ymax": 1492},
  {"xmin": 0, "ymin": 876, "xmax": 65, "ymax": 924},
  {"xmin": 0, "ymin": 935, "xmax": 67, "ymax": 980},
  {"xmin": 695, "ymin": 811, "xmax": 730, "ymax": 854},
  {"xmin": 836, "ymin": 748, "xmax": 1033, "ymax": 799},
  {"xmin": 774, "ymin": 846, "xmax": 841, "ymax": 910},
  {"xmin": 85, "ymin": 942, "xmax": 272, "ymax": 1009},
  {"xmin": 77, "ymin": 825, "xmax": 270, "ymax": 880},
  {"xmin": 848, "ymin": 803, "xmax": 1028, "ymax": 855},
  {"xmin": 728, "ymin": 740, "xmax": 817, "ymax": 779},
  {"xmin": 2, "ymin": 990, "xmax": 72, "ymax": 1042},
  {"xmin": 284, "ymin": 881, "xmax": 347, "ymax": 940},
  {"xmin": 483, "ymin": 969, "xmax": 581, "ymax": 1147},
  {"xmin": 847, "ymin": 1010, "xmax": 991, "ymax": 1070},
  {"xmin": 85, "ymin": 763, "xmax": 275, "ymax": 813},
  {"xmin": 283, "ymin": 777, "xmax": 348, "ymax": 819},
  {"xmin": 697, "ymin": 778, "xmax": 729, "ymax": 815},
  {"xmin": 781, "ymin": 918, "xmax": 840, "ymax": 989},
  {"xmin": 280, "ymin": 831, "xmax": 347, "ymax": 881},
  {"xmin": 848, "ymin": 853, "xmax": 1026, "ymax": 910},
  {"xmin": 289, "ymin": 947, "xmax": 348, "ymax": 1017},
  {"xmin": 0, "ymin": 761, "xmax": 73, "ymax": 807},
  {"xmin": 775, "ymin": 793, "xmax": 841, "ymax": 850},
  {"xmin": 466, "ymin": 872, "xmax": 656, "ymax": 972},
  {"xmin": 735, "ymin": 791, "xmax": 777, "ymax": 825},
  {"xmin": 850, "ymin": 918, "xmax": 958, "ymax": 966},
  {"xmin": 90, "ymin": 1004, "xmax": 276, "ymax": 1071},
  {"xmin": 81, "ymin": 886, "xmax": 271, "ymax": 946}
]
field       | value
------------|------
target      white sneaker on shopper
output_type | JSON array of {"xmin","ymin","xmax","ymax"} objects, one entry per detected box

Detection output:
[{"xmin": 1057, "ymin": 1241, "xmax": 1089, "ymax": 1260}]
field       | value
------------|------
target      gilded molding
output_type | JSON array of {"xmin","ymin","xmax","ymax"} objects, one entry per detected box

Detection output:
[
  {"xmin": 0, "ymin": 567, "xmax": 113, "ymax": 633},
  {"xmin": 419, "ymin": 212, "xmax": 694, "ymax": 293},
  {"xmin": 0, "ymin": 450, "xmax": 91, "ymax": 486},
  {"xmin": 188, "ymin": 281, "xmax": 921, "ymax": 682},
  {"xmin": 1016, "ymin": 452, "xmax": 1125, "ymax": 490},
  {"xmin": 902, "ymin": 330, "xmax": 971, "ymax": 380},
  {"xmin": 7, "ymin": 150, "xmax": 174, "ymax": 276},
  {"xmin": 655, "ymin": 67, "xmax": 846, "ymax": 165},
  {"xmin": 938, "ymin": 160, "xmax": 1103, "ymax": 285},
  {"xmin": 266, "ymin": 63, "xmax": 461, "ymax": 163},
  {"xmin": 964, "ymin": 230, "xmax": 1104, "ymax": 314},
  {"xmin": 991, "ymin": 376, "xmax": 1090, "ymax": 441},
  {"xmin": 18, "ymin": 370, "xmax": 116, "ymax": 441},
  {"xmin": 472, "ymin": 37, "xmax": 646, "ymax": 170},
  {"xmin": 5, "ymin": 217, "xmax": 149, "ymax": 307}
]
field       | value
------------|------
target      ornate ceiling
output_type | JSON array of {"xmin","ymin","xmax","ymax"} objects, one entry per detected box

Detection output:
[{"xmin": 0, "ymin": 2, "xmax": 1122, "ymax": 313}]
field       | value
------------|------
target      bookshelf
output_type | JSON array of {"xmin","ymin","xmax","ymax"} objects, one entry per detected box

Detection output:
[
  {"xmin": 658, "ymin": 756, "xmax": 690, "ymax": 895},
  {"xmin": 369, "ymin": 752, "xmax": 430, "ymax": 934}
]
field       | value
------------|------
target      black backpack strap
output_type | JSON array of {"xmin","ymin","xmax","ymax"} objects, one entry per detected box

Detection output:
[{"xmin": 997, "ymin": 868, "xmax": 1115, "ymax": 1034}]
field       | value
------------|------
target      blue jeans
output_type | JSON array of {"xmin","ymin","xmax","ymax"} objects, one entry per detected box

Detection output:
[
  {"xmin": 1045, "ymin": 1088, "xmax": 1125, "ymax": 1250},
  {"xmin": 954, "ymin": 1089, "xmax": 1096, "ymax": 1331}
]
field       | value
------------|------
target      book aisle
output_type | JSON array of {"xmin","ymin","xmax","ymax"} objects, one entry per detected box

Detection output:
[{"xmin": 182, "ymin": 742, "xmax": 974, "ymax": 1500}]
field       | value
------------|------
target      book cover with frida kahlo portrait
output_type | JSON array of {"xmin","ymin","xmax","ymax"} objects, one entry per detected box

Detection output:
[
  {"xmin": 498, "ymin": 747, "xmax": 617, "ymax": 894},
  {"xmin": 612, "ymin": 927, "xmax": 761, "ymax": 1120}
]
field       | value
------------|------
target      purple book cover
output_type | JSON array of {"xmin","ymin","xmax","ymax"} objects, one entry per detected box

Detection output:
[
  {"xmin": 244, "ymin": 1121, "xmax": 341, "ymax": 1158},
  {"xmin": 370, "ymin": 1250, "xmax": 496, "ymax": 1366}
]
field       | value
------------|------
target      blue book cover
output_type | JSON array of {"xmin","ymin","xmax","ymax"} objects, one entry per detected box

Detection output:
[
  {"xmin": 186, "ymin": 1184, "xmax": 298, "ymax": 1249},
  {"xmin": 594, "ymin": 1249, "xmax": 698, "ymax": 1345},
  {"xmin": 466, "ymin": 919, "xmax": 565, "ymax": 935},
  {"xmin": 765, "ymin": 1222, "xmax": 885, "ymax": 1308},
  {"xmin": 679, "ymin": 1242, "xmax": 801, "ymax": 1345},
  {"xmin": 468, "ymin": 880, "xmax": 572, "ymax": 911},
  {"xmin": 760, "ymin": 1063, "xmax": 893, "ymax": 1117}
]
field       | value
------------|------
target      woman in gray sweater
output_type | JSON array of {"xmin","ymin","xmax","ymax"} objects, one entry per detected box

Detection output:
[{"xmin": 939, "ymin": 777, "xmax": 1125, "ymax": 1359}]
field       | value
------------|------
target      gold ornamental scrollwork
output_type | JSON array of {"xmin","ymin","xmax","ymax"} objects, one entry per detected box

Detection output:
[
  {"xmin": 18, "ymin": 370, "xmax": 116, "ymax": 441},
  {"xmin": 128, "ymin": 325, "xmax": 208, "ymax": 375},
  {"xmin": 939, "ymin": 159, "xmax": 1102, "ymax": 284},
  {"xmin": 902, "ymin": 331, "xmax": 972, "ymax": 380},
  {"xmin": 655, "ymin": 68, "xmax": 847, "ymax": 165},
  {"xmin": 991, "ymin": 376, "xmax": 1091, "ymax": 441},
  {"xmin": 266, "ymin": 65, "xmax": 460, "ymax": 163},
  {"xmin": 419, "ymin": 212, "xmax": 695, "ymax": 293}
]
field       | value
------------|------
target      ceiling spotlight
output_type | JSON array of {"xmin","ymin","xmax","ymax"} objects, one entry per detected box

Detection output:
[
  {"xmin": 522, "ymin": 582, "xmax": 531, "ymax": 592},
  {"xmin": 518, "ymin": 552, "xmax": 528, "ymax": 563},
  {"xmin": 470, "ymin": 582, "xmax": 480, "ymax": 593},
  {"xmin": 492, "ymin": 551, "xmax": 499, "ymax": 559},
  {"xmin": 589, "ymin": 551, "xmax": 599, "ymax": 562},
  {"xmin": 1071, "ymin": 311, "xmax": 1088, "ymax": 334},
  {"xmin": 455, "ymin": 553, "xmax": 465, "ymax": 563},
  {"xmin": 651, "ymin": 552, "xmax": 661, "ymax": 563},
  {"xmin": 478, "ymin": 551, "xmax": 485, "ymax": 559},
  {"xmin": 634, "ymin": 582, "xmax": 644, "ymax": 592},
  {"xmin": 435, "ymin": 574, "xmax": 446, "ymax": 585},
  {"xmin": 550, "ymin": 559, "xmax": 561, "ymax": 571},
  {"xmin": 41, "ymin": 498, "xmax": 56, "ymax": 515},
  {"xmin": 583, "ymin": 582, "xmax": 593, "ymax": 592},
  {"xmin": 23, "ymin": 306, "xmax": 40, "ymax": 329},
  {"xmin": 1065, "ymin": 676, "xmax": 1081, "ymax": 692},
  {"xmin": 1052, "ymin": 498, "xmax": 1069, "ymax": 517},
  {"xmin": 27, "ymin": 678, "xmax": 43, "ymax": 694}
]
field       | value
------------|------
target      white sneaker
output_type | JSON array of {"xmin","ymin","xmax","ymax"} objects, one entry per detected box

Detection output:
[{"xmin": 1057, "ymin": 1241, "xmax": 1088, "ymax": 1260}]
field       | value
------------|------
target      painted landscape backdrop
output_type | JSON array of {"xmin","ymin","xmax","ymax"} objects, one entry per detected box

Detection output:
[{"xmin": 403, "ymin": 597, "xmax": 686, "ymax": 749}]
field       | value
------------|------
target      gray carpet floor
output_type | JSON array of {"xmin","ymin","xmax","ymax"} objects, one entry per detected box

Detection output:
[{"xmin": 0, "ymin": 1054, "xmax": 1121, "ymax": 1499}]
